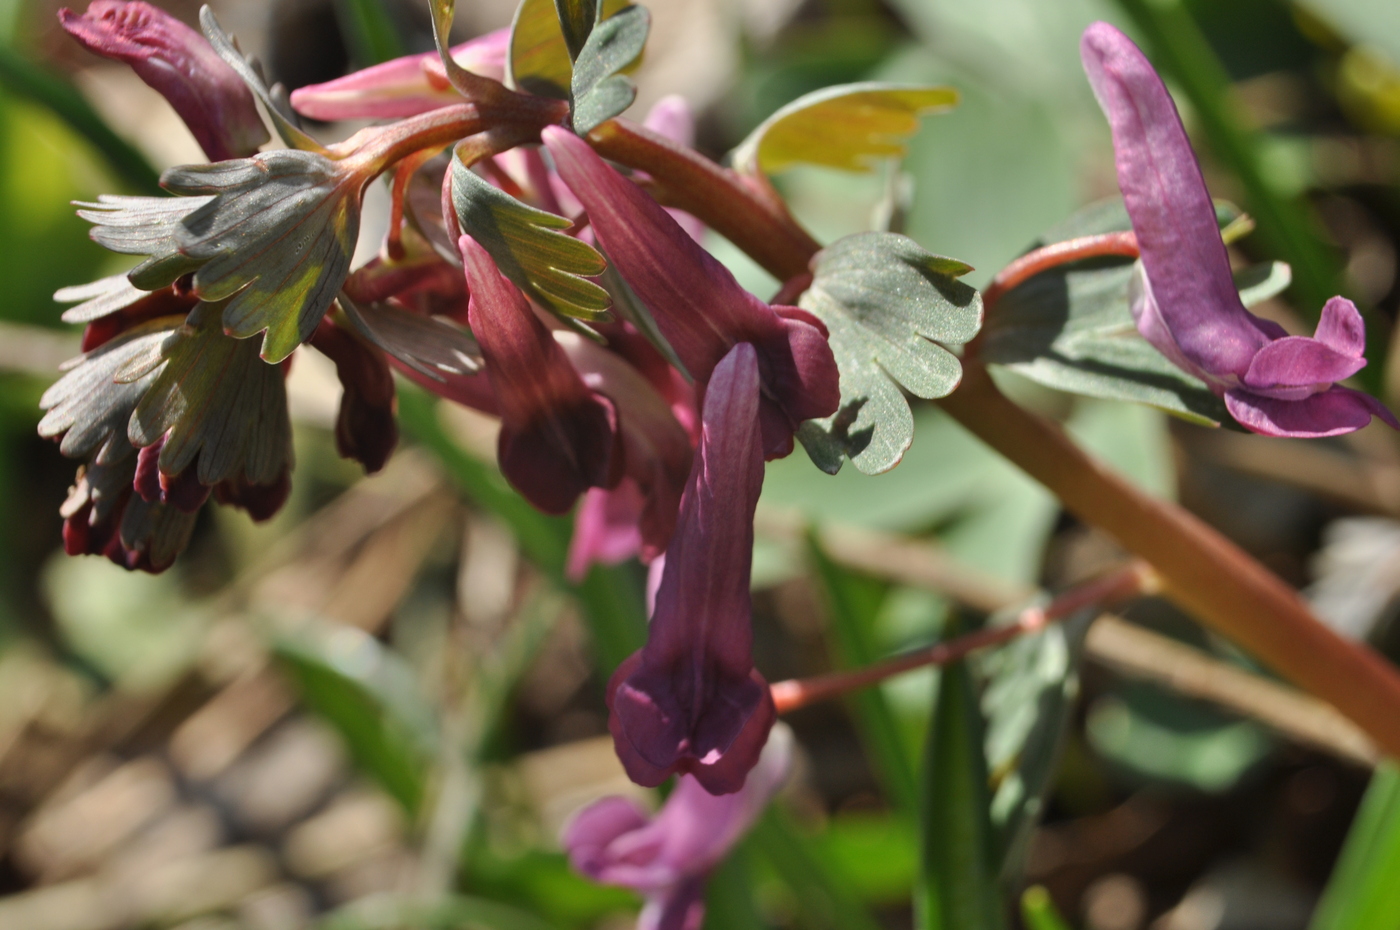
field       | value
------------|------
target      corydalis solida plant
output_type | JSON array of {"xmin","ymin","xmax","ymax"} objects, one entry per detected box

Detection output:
[{"xmin": 42, "ymin": 2, "xmax": 1400, "ymax": 920}]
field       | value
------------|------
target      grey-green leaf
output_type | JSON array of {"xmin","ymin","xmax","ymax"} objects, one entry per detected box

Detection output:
[
  {"xmin": 75, "ymin": 195, "xmax": 210, "ymax": 288},
  {"xmin": 570, "ymin": 5, "xmax": 649, "ymax": 134},
  {"xmin": 450, "ymin": 152, "xmax": 611, "ymax": 319},
  {"xmin": 797, "ymin": 231, "xmax": 982, "ymax": 476},
  {"xmin": 55, "ymin": 274, "xmax": 155, "ymax": 324},
  {"xmin": 554, "ymin": 0, "xmax": 598, "ymax": 61},
  {"xmin": 340, "ymin": 295, "xmax": 482, "ymax": 380},
  {"xmin": 199, "ymin": 6, "xmax": 322, "ymax": 152},
  {"xmin": 163, "ymin": 150, "xmax": 362, "ymax": 363},
  {"xmin": 128, "ymin": 304, "xmax": 293, "ymax": 487}
]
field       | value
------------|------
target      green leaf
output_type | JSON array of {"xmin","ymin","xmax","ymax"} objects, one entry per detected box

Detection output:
[
  {"xmin": 55, "ymin": 274, "xmax": 151, "ymax": 324},
  {"xmin": 979, "ymin": 199, "xmax": 1234, "ymax": 427},
  {"xmin": 161, "ymin": 151, "xmax": 362, "ymax": 362},
  {"xmin": 0, "ymin": 44, "xmax": 161, "ymax": 194},
  {"xmin": 554, "ymin": 0, "xmax": 598, "ymax": 61},
  {"xmin": 977, "ymin": 608, "xmax": 1094, "ymax": 889},
  {"xmin": 276, "ymin": 627, "xmax": 438, "ymax": 815},
  {"xmin": 508, "ymin": 0, "xmax": 631, "ymax": 98},
  {"xmin": 200, "ymin": 8, "xmax": 323, "ymax": 153},
  {"xmin": 1235, "ymin": 260, "xmax": 1292, "ymax": 307},
  {"xmin": 796, "ymin": 231, "xmax": 982, "ymax": 476},
  {"xmin": 1308, "ymin": 762, "xmax": 1400, "ymax": 930},
  {"xmin": 339, "ymin": 295, "xmax": 482, "ymax": 381},
  {"xmin": 918, "ymin": 659, "xmax": 1004, "ymax": 930},
  {"xmin": 75, "ymin": 195, "xmax": 211, "ymax": 288},
  {"xmin": 321, "ymin": 893, "xmax": 557, "ymax": 930},
  {"xmin": 807, "ymin": 533, "xmax": 919, "ymax": 814},
  {"xmin": 570, "ymin": 5, "xmax": 649, "ymax": 135},
  {"xmin": 733, "ymin": 82, "xmax": 959, "ymax": 177},
  {"xmin": 1021, "ymin": 887, "xmax": 1074, "ymax": 930},
  {"xmin": 127, "ymin": 304, "xmax": 293, "ymax": 488},
  {"xmin": 450, "ymin": 152, "xmax": 611, "ymax": 320}
]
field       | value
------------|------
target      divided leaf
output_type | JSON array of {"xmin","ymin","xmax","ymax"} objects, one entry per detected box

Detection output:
[
  {"xmin": 796, "ymin": 231, "xmax": 982, "ymax": 476},
  {"xmin": 508, "ymin": 0, "xmax": 631, "ymax": 98},
  {"xmin": 339, "ymin": 295, "xmax": 482, "ymax": 380},
  {"xmin": 163, "ymin": 151, "xmax": 363, "ymax": 363},
  {"xmin": 979, "ymin": 199, "xmax": 1276, "ymax": 427},
  {"xmin": 199, "ymin": 7, "xmax": 322, "ymax": 152},
  {"xmin": 56, "ymin": 274, "xmax": 156, "ymax": 323},
  {"xmin": 450, "ymin": 152, "xmax": 611, "ymax": 319},
  {"xmin": 128, "ymin": 304, "xmax": 293, "ymax": 488},
  {"xmin": 570, "ymin": 5, "xmax": 649, "ymax": 134},
  {"xmin": 733, "ymin": 83, "xmax": 958, "ymax": 177},
  {"xmin": 76, "ymin": 195, "xmax": 211, "ymax": 288}
]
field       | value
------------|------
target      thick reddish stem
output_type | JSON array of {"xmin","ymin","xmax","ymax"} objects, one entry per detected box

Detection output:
[
  {"xmin": 771, "ymin": 562, "xmax": 1155, "ymax": 714},
  {"xmin": 981, "ymin": 231, "xmax": 1140, "ymax": 310}
]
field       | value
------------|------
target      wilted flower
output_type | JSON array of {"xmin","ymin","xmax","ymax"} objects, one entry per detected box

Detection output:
[
  {"xmin": 59, "ymin": 0, "xmax": 269, "ymax": 161},
  {"xmin": 542, "ymin": 126, "xmax": 839, "ymax": 457},
  {"xmin": 290, "ymin": 29, "xmax": 510, "ymax": 121},
  {"xmin": 564, "ymin": 723, "xmax": 793, "ymax": 930},
  {"xmin": 607, "ymin": 342, "xmax": 775, "ymax": 794},
  {"xmin": 1081, "ymin": 22, "xmax": 1397, "ymax": 438}
]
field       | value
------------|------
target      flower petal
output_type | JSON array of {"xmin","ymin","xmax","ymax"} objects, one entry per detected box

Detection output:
[
  {"xmin": 1225, "ymin": 386, "xmax": 1399, "ymax": 438},
  {"xmin": 606, "ymin": 342, "xmax": 775, "ymax": 794},
  {"xmin": 1242, "ymin": 335, "xmax": 1366, "ymax": 393},
  {"xmin": 460, "ymin": 234, "xmax": 621, "ymax": 513},
  {"xmin": 1313, "ymin": 295, "xmax": 1366, "ymax": 358},
  {"xmin": 60, "ymin": 0, "xmax": 269, "ymax": 161},
  {"xmin": 1081, "ymin": 22, "xmax": 1265, "ymax": 378}
]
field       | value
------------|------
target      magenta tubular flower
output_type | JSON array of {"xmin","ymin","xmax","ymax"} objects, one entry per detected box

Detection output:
[
  {"xmin": 460, "ymin": 234, "xmax": 622, "ymax": 513},
  {"xmin": 289, "ymin": 29, "xmax": 509, "ymax": 121},
  {"xmin": 542, "ymin": 126, "xmax": 839, "ymax": 457},
  {"xmin": 59, "ymin": 0, "xmax": 268, "ymax": 161},
  {"xmin": 606, "ymin": 343, "xmax": 775, "ymax": 794},
  {"xmin": 565, "ymin": 724, "xmax": 792, "ymax": 930},
  {"xmin": 1081, "ymin": 23, "xmax": 1397, "ymax": 438}
]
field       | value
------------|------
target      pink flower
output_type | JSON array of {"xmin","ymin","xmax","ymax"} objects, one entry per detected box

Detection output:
[
  {"xmin": 289, "ymin": 29, "xmax": 509, "ymax": 121},
  {"xmin": 565, "ymin": 724, "xmax": 793, "ymax": 930},
  {"xmin": 606, "ymin": 343, "xmax": 775, "ymax": 794},
  {"xmin": 1081, "ymin": 22, "xmax": 1397, "ymax": 438},
  {"xmin": 59, "ymin": 0, "xmax": 269, "ymax": 161}
]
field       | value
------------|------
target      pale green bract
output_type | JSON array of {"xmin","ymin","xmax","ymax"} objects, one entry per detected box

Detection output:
[{"xmin": 570, "ymin": 5, "xmax": 649, "ymax": 134}]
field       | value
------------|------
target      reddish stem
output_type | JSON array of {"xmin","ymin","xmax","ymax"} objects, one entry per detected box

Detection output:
[
  {"xmin": 771, "ymin": 562, "xmax": 1156, "ymax": 714},
  {"xmin": 981, "ymin": 231, "xmax": 1140, "ymax": 311}
]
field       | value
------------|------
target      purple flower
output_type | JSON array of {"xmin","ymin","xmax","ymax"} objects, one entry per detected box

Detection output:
[
  {"xmin": 542, "ymin": 126, "xmax": 839, "ymax": 458},
  {"xmin": 1081, "ymin": 23, "xmax": 1397, "ymax": 438},
  {"xmin": 59, "ymin": 0, "xmax": 269, "ymax": 161},
  {"xmin": 460, "ymin": 234, "xmax": 622, "ymax": 513},
  {"xmin": 290, "ymin": 29, "xmax": 509, "ymax": 121},
  {"xmin": 564, "ymin": 723, "xmax": 793, "ymax": 930},
  {"xmin": 606, "ymin": 342, "xmax": 776, "ymax": 795}
]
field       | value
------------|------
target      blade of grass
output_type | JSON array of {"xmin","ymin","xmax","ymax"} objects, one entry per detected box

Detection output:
[
  {"xmin": 0, "ymin": 44, "xmax": 161, "ymax": 194},
  {"xmin": 751, "ymin": 808, "xmax": 885, "ymax": 930},
  {"xmin": 1021, "ymin": 887, "xmax": 1075, "ymax": 930},
  {"xmin": 334, "ymin": 0, "xmax": 406, "ymax": 66},
  {"xmin": 806, "ymin": 531, "xmax": 919, "ymax": 815},
  {"xmin": 1309, "ymin": 762, "xmax": 1400, "ymax": 930}
]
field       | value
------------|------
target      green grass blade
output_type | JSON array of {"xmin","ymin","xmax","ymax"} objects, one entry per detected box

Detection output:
[
  {"xmin": 806, "ymin": 531, "xmax": 919, "ymax": 814},
  {"xmin": 0, "ymin": 44, "xmax": 161, "ymax": 194},
  {"xmin": 1021, "ymin": 886, "xmax": 1075, "ymax": 930},
  {"xmin": 334, "ymin": 0, "xmax": 406, "ymax": 65},
  {"xmin": 1309, "ymin": 762, "xmax": 1400, "ymax": 930},
  {"xmin": 751, "ymin": 809, "xmax": 884, "ymax": 930},
  {"xmin": 917, "ymin": 659, "xmax": 1004, "ymax": 930}
]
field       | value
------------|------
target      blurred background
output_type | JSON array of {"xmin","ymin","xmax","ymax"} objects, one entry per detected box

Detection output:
[{"xmin": 1, "ymin": 0, "xmax": 1400, "ymax": 928}]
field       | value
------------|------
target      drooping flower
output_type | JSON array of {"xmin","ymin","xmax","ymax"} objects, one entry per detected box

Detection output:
[
  {"xmin": 59, "ymin": 0, "xmax": 269, "ymax": 161},
  {"xmin": 542, "ymin": 126, "xmax": 839, "ymax": 457},
  {"xmin": 1081, "ymin": 22, "xmax": 1398, "ymax": 438},
  {"xmin": 460, "ymin": 234, "xmax": 622, "ymax": 513},
  {"xmin": 289, "ymin": 29, "xmax": 510, "ymax": 122},
  {"xmin": 309, "ymin": 319, "xmax": 398, "ymax": 474},
  {"xmin": 565, "ymin": 723, "xmax": 792, "ymax": 930},
  {"xmin": 607, "ymin": 342, "xmax": 775, "ymax": 794}
]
